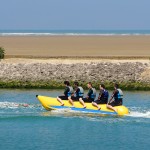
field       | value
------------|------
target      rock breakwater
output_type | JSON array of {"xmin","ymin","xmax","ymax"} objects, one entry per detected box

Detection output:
[{"xmin": 0, "ymin": 59, "xmax": 150, "ymax": 90}]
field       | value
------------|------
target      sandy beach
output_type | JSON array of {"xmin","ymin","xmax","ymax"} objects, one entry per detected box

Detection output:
[{"xmin": 1, "ymin": 35, "xmax": 150, "ymax": 58}]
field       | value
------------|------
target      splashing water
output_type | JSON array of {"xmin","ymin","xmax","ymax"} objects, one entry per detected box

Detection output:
[{"xmin": 128, "ymin": 111, "xmax": 150, "ymax": 118}]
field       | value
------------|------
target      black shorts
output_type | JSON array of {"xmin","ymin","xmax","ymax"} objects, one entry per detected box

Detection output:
[
  {"xmin": 108, "ymin": 100, "xmax": 122, "ymax": 107},
  {"xmin": 82, "ymin": 98, "xmax": 94, "ymax": 103},
  {"xmin": 71, "ymin": 96, "xmax": 82, "ymax": 101},
  {"xmin": 94, "ymin": 99, "xmax": 107, "ymax": 104},
  {"xmin": 58, "ymin": 96, "xmax": 68, "ymax": 100}
]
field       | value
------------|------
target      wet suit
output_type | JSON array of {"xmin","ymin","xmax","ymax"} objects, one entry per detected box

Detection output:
[
  {"xmin": 108, "ymin": 89, "xmax": 123, "ymax": 106},
  {"xmin": 94, "ymin": 89, "xmax": 108, "ymax": 104}
]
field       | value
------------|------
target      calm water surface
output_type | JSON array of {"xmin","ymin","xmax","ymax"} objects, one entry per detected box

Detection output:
[{"xmin": 0, "ymin": 89, "xmax": 149, "ymax": 150}]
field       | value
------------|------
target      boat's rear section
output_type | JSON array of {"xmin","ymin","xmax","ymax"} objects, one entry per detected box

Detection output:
[{"xmin": 36, "ymin": 95, "xmax": 129, "ymax": 116}]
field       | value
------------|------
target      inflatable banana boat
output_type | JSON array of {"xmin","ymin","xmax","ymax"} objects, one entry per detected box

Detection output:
[{"xmin": 36, "ymin": 95, "xmax": 129, "ymax": 116}]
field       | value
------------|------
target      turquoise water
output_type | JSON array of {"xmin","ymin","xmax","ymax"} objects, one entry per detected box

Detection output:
[{"xmin": 0, "ymin": 89, "xmax": 149, "ymax": 150}]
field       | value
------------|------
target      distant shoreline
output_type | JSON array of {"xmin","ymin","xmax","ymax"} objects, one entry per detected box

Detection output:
[{"xmin": 1, "ymin": 29, "xmax": 150, "ymax": 36}]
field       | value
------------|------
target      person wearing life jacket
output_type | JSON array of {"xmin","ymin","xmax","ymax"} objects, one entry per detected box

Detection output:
[
  {"xmin": 92, "ymin": 84, "xmax": 109, "ymax": 110},
  {"xmin": 57, "ymin": 81, "xmax": 73, "ymax": 106},
  {"xmin": 79, "ymin": 82, "xmax": 96, "ymax": 108},
  {"xmin": 68, "ymin": 81, "xmax": 84, "ymax": 107},
  {"xmin": 107, "ymin": 83, "xmax": 123, "ymax": 112}
]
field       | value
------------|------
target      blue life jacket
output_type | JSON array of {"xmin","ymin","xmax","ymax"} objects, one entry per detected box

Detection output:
[
  {"xmin": 114, "ymin": 89, "xmax": 123, "ymax": 100},
  {"xmin": 91, "ymin": 88, "xmax": 96, "ymax": 99},
  {"xmin": 67, "ymin": 86, "xmax": 74, "ymax": 97},
  {"xmin": 117, "ymin": 89, "xmax": 123, "ymax": 99},
  {"xmin": 103, "ymin": 89, "xmax": 109, "ymax": 99},
  {"xmin": 78, "ymin": 86, "xmax": 84, "ymax": 97}
]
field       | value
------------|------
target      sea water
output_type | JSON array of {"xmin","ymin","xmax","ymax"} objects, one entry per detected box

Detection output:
[
  {"xmin": 1, "ymin": 29, "xmax": 150, "ymax": 36},
  {"xmin": 0, "ymin": 89, "xmax": 149, "ymax": 150}
]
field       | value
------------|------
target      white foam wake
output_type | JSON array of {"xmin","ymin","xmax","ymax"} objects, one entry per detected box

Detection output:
[
  {"xmin": 127, "ymin": 111, "xmax": 150, "ymax": 118},
  {"xmin": 0, "ymin": 102, "xmax": 37, "ymax": 109},
  {"xmin": 0, "ymin": 102, "xmax": 20, "ymax": 108}
]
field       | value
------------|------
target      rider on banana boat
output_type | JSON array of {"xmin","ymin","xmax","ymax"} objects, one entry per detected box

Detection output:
[
  {"xmin": 57, "ymin": 81, "xmax": 73, "ymax": 106},
  {"xmin": 68, "ymin": 81, "xmax": 84, "ymax": 107},
  {"xmin": 79, "ymin": 82, "xmax": 96, "ymax": 108},
  {"xmin": 107, "ymin": 83, "xmax": 123, "ymax": 112},
  {"xmin": 92, "ymin": 84, "xmax": 109, "ymax": 110}
]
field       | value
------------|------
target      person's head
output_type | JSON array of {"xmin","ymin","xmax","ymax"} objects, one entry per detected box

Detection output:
[
  {"xmin": 87, "ymin": 82, "xmax": 92, "ymax": 89},
  {"xmin": 100, "ymin": 84, "xmax": 105, "ymax": 90},
  {"xmin": 74, "ymin": 81, "xmax": 79, "ymax": 88},
  {"xmin": 114, "ymin": 83, "xmax": 119, "ymax": 89},
  {"xmin": 64, "ymin": 81, "xmax": 70, "ymax": 86}
]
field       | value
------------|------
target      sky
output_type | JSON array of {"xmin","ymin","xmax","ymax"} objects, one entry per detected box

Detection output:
[{"xmin": 0, "ymin": 0, "xmax": 150, "ymax": 30}]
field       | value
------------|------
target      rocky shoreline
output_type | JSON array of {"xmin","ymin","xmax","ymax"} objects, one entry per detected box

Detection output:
[{"xmin": 0, "ymin": 58, "xmax": 150, "ymax": 90}]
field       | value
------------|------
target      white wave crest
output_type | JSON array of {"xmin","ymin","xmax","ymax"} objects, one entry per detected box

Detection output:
[{"xmin": 1, "ymin": 33, "xmax": 150, "ymax": 36}]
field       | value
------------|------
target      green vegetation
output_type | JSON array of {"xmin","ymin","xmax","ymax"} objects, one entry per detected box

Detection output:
[
  {"xmin": 0, "ymin": 80, "xmax": 150, "ymax": 91},
  {"xmin": 0, "ymin": 47, "xmax": 5, "ymax": 59}
]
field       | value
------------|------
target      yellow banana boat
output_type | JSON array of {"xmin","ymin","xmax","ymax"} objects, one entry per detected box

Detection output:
[{"xmin": 36, "ymin": 95, "xmax": 129, "ymax": 116}]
